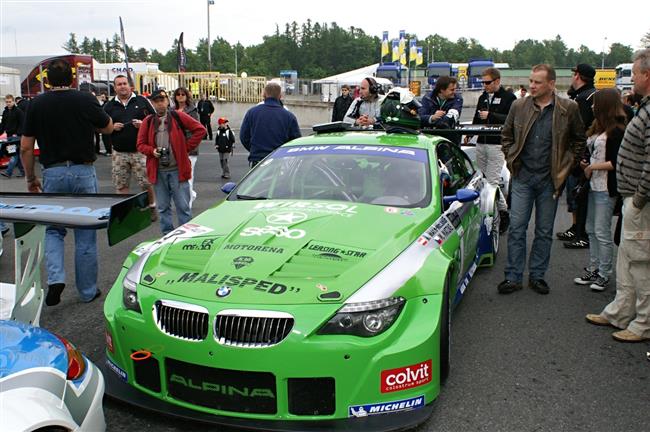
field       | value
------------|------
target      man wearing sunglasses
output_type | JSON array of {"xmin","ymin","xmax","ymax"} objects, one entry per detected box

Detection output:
[{"xmin": 468, "ymin": 67, "xmax": 516, "ymax": 233}]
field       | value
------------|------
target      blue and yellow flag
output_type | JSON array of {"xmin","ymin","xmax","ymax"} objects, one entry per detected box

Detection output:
[
  {"xmin": 416, "ymin": 46, "xmax": 423, "ymax": 65},
  {"xmin": 381, "ymin": 31, "xmax": 389, "ymax": 58},
  {"xmin": 398, "ymin": 30, "xmax": 406, "ymax": 56},
  {"xmin": 400, "ymin": 51, "xmax": 407, "ymax": 66},
  {"xmin": 392, "ymin": 39, "xmax": 399, "ymax": 62},
  {"xmin": 409, "ymin": 39, "xmax": 417, "ymax": 62}
]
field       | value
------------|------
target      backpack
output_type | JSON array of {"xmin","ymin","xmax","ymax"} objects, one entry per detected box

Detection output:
[{"xmin": 215, "ymin": 128, "xmax": 234, "ymax": 153}]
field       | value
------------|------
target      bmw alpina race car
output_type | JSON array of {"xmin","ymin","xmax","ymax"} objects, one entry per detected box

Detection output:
[{"xmin": 102, "ymin": 125, "xmax": 501, "ymax": 431}]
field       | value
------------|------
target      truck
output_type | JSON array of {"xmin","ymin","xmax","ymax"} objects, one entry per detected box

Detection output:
[
  {"xmin": 426, "ymin": 62, "xmax": 452, "ymax": 87},
  {"xmin": 0, "ymin": 55, "xmax": 94, "ymax": 97},
  {"xmin": 376, "ymin": 62, "xmax": 408, "ymax": 87},
  {"xmin": 594, "ymin": 69, "xmax": 616, "ymax": 90},
  {"xmin": 466, "ymin": 59, "xmax": 495, "ymax": 89},
  {"xmin": 615, "ymin": 63, "xmax": 633, "ymax": 91}
]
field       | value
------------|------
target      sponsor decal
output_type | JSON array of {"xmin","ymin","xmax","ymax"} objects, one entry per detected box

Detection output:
[
  {"xmin": 133, "ymin": 224, "xmax": 214, "ymax": 256},
  {"xmin": 216, "ymin": 286, "xmax": 232, "ymax": 298},
  {"xmin": 169, "ymin": 374, "xmax": 275, "ymax": 398},
  {"xmin": 170, "ymin": 272, "xmax": 301, "ymax": 295},
  {"xmin": 401, "ymin": 210, "xmax": 415, "ymax": 216},
  {"xmin": 232, "ymin": 256, "xmax": 254, "ymax": 269},
  {"xmin": 253, "ymin": 201, "xmax": 358, "ymax": 217},
  {"xmin": 307, "ymin": 243, "xmax": 367, "ymax": 258},
  {"xmin": 316, "ymin": 283, "xmax": 328, "ymax": 292},
  {"xmin": 0, "ymin": 202, "xmax": 110, "ymax": 218},
  {"xmin": 105, "ymin": 329, "xmax": 114, "ymax": 353},
  {"xmin": 181, "ymin": 237, "xmax": 217, "ymax": 251},
  {"xmin": 223, "ymin": 244, "xmax": 284, "ymax": 254},
  {"xmin": 275, "ymin": 145, "xmax": 428, "ymax": 162},
  {"xmin": 106, "ymin": 358, "xmax": 128, "ymax": 382},
  {"xmin": 266, "ymin": 212, "xmax": 308, "ymax": 225},
  {"xmin": 240, "ymin": 225, "xmax": 306, "ymax": 239},
  {"xmin": 348, "ymin": 395, "xmax": 424, "ymax": 418},
  {"xmin": 317, "ymin": 253, "xmax": 343, "ymax": 261},
  {"xmin": 381, "ymin": 360, "xmax": 432, "ymax": 393},
  {"xmin": 385, "ymin": 207, "xmax": 399, "ymax": 214}
]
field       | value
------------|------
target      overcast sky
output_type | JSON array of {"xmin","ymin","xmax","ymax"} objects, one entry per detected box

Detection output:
[{"xmin": 1, "ymin": 0, "xmax": 646, "ymax": 62}]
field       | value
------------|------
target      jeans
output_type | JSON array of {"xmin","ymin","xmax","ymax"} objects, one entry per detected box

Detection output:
[
  {"xmin": 6, "ymin": 154, "xmax": 25, "ymax": 176},
  {"xmin": 585, "ymin": 191, "xmax": 616, "ymax": 278},
  {"xmin": 219, "ymin": 152, "xmax": 231, "ymax": 177},
  {"xmin": 42, "ymin": 164, "xmax": 98, "ymax": 301},
  {"xmin": 188, "ymin": 155, "xmax": 198, "ymax": 208},
  {"xmin": 154, "ymin": 169, "xmax": 192, "ymax": 235},
  {"xmin": 505, "ymin": 176, "xmax": 559, "ymax": 282}
]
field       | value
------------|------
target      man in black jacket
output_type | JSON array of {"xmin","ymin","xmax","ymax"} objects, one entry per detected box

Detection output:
[
  {"xmin": 103, "ymin": 75, "xmax": 157, "ymax": 217},
  {"xmin": 331, "ymin": 85, "xmax": 353, "ymax": 122},
  {"xmin": 558, "ymin": 63, "xmax": 596, "ymax": 249},
  {"xmin": 197, "ymin": 94, "xmax": 215, "ymax": 140},
  {"xmin": 0, "ymin": 94, "xmax": 25, "ymax": 178},
  {"xmin": 468, "ymin": 68, "xmax": 516, "ymax": 233}
]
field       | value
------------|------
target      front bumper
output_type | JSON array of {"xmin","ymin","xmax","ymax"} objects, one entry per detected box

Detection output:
[{"xmin": 101, "ymin": 360, "xmax": 434, "ymax": 432}]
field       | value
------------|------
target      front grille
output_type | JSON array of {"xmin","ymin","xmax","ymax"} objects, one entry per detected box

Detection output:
[
  {"xmin": 153, "ymin": 300, "xmax": 209, "ymax": 341},
  {"xmin": 214, "ymin": 310, "xmax": 294, "ymax": 348},
  {"xmin": 288, "ymin": 377, "xmax": 336, "ymax": 416},
  {"xmin": 133, "ymin": 353, "xmax": 161, "ymax": 392},
  {"xmin": 166, "ymin": 358, "xmax": 277, "ymax": 414}
]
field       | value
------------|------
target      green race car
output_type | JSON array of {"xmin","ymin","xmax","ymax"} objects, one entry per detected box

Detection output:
[{"xmin": 103, "ymin": 128, "xmax": 501, "ymax": 431}]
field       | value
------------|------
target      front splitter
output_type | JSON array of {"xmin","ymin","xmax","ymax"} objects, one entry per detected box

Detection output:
[{"xmin": 99, "ymin": 357, "xmax": 435, "ymax": 432}]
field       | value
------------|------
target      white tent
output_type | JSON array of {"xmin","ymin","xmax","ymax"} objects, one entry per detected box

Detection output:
[{"xmin": 314, "ymin": 64, "xmax": 393, "ymax": 102}]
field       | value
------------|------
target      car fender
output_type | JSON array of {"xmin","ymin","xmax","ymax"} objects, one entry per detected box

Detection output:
[{"xmin": 0, "ymin": 386, "xmax": 78, "ymax": 431}]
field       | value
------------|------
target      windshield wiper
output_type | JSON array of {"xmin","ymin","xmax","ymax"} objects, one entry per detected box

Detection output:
[{"xmin": 236, "ymin": 194, "xmax": 268, "ymax": 200}]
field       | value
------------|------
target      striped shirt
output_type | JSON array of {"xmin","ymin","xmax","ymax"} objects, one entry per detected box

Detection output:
[{"xmin": 617, "ymin": 95, "xmax": 650, "ymax": 208}]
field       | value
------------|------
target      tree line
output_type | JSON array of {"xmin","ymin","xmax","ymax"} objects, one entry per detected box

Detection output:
[{"xmin": 62, "ymin": 23, "xmax": 650, "ymax": 78}]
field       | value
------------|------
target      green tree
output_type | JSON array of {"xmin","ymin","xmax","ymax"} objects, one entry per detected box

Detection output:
[
  {"xmin": 641, "ymin": 30, "xmax": 650, "ymax": 48},
  {"xmin": 607, "ymin": 43, "xmax": 633, "ymax": 67},
  {"xmin": 62, "ymin": 33, "xmax": 79, "ymax": 53}
]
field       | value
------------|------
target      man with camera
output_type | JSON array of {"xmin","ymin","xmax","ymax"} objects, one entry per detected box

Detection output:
[{"xmin": 137, "ymin": 89, "xmax": 205, "ymax": 235}]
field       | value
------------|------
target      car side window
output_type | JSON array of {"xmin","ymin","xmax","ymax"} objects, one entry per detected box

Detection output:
[{"xmin": 437, "ymin": 142, "xmax": 473, "ymax": 196}]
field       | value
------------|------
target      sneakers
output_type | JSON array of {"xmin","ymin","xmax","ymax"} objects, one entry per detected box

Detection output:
[
  {"xmin": 15, "ymin": 172, "xmax": 24, "ymax": 178},
  {"xmin": 585, "ymin": 313, "xmax": 615, "ymax": 327},
  {"xmin": 497, "ymin": 279, "xmax": 522, "ymax": 294},
  {"xmin": 529, "ymin": 279, "xmax": 550, "ymax": 295},
  {"xmin": 590, "ymin": 276, "xmax": 609, "ymax": 291},
  {"xmin": 46, "ymin": 283, "xmax": 65, "ymax": 306},
  {"xmin": 556, "ymin": 225, "xmax": 576, "ymax": 240},
  {"xmin": 498, "ymin": 210, "xmax": 510, "ymax": 234},
  {"xmin": 221, "ymin": 174, "xmax": 231, "ymax": 179},
  {"xmin": 574, "ymin": 268, "xmax": 599, "ymax": 285},
  {"xmin": 0, "ymin": 171, "xmax": 10, "ymax": 178},
  {"xmin": 612, "ymin": 329, "xmax": 650, "ymax": 343},
  {"xmin": 564, "ymin": 238, "xmax": 589, "ymax": 249}
]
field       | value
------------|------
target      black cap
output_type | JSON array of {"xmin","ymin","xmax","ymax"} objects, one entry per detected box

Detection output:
[
  {"xmin": 148, "ymin": 89, "xmax": 168, "ymax": 100},
  {"xmin": 572, "ymin": 64, "xmax": 596, "ymax": 80}
]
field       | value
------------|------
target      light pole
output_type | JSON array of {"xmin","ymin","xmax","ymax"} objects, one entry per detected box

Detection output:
[
  {"xmin": 601, "ymin": 36, "xmax": 608, "ymax": 69},
  {"xmin": 234, "ymin": 41, "xmax": 238, "ymax": 76},
  {"xmin": 207, "ymin": 0, "xmax": 214, "ymax": 70}
]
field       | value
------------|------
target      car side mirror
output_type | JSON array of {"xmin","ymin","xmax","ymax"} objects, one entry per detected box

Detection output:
[
  {"xmin": 221, "ymin": 182, "xmax": 236, "ymax": 194},
  {"xmin": 443, "ymin": 188, "xmax": 479, "ymax": 205}
]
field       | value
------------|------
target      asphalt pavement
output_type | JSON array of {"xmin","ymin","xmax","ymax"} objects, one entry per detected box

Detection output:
[{"xmin": 0, "ymin": 139, "xmax": 648, "ymax": 432}]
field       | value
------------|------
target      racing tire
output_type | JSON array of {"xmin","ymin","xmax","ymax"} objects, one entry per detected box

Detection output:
[{"xmin": 440, "ymin": 273, "xmax": 451, "ymax": 384}]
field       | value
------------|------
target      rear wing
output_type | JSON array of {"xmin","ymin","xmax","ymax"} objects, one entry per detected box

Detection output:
[
  {"xmin": 0, "ymin": 192, "xmax": 151, "ymax": 325},
  {"xmin": 422, "ymin": 124, "xmax": 504, "ymax": 137}
]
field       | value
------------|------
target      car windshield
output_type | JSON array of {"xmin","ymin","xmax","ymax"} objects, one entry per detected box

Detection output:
[{"xmin": 231, "ymin": 144, "xmax": 431, "ymax": 208}]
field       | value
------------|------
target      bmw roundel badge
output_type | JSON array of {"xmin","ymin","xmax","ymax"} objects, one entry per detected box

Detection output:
[{"xmin": 216, "ymin": 286, "xmax": 232, "ymax": 298}]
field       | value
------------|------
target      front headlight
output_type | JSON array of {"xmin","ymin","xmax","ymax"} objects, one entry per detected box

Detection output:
[
  {"xmin": 122, "ymin": 252, "xmax": 148, "ymax": 313},
  {"xmin": 318, "ymin": 297, "xmax": 405, "ymax": 337}
]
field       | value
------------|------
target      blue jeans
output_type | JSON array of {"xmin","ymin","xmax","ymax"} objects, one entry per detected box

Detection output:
[
  {"xmin": 154, "ymin": 170, "xmax": 192, "ymax": 235},
  {"xmin": 43, "ymin": 164, "xmax": 98, "ymax": 301},
  {"xmin": 585, "ymin": 191, "xmax": 616, "ymax": 278},
  {"xmin": 505, "ymin": 176, "xmax": 559, "ymax": 282},
  {"xmin": 5, "ymin": 154, "xmax": 24, "ymax": 176}
]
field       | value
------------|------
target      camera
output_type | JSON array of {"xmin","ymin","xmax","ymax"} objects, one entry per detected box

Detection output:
[{"xmin": 159, "ymin": 147, "xmax": 170, "ymax": 167}]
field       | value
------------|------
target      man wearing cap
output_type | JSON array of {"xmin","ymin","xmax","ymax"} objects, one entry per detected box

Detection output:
[
  {"xmin": 215, "ymin": 117, "xmax": 235, "ymax": 179},
  {"xmin": 137, "ymin": 89, "xmax": 205, "ymax": 235},
  {"xmin": 20, "ymin": 58, "xmax": 113, "ymax": 306},
  {"xmin": 558, "ymin": 63, "xmax": 597, "ymax": 249}
]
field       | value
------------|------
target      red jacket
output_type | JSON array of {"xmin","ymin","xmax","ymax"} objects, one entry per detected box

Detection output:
[{"xmin": 137, "ymin": 110, "xmax": 205, "ymax": 184}]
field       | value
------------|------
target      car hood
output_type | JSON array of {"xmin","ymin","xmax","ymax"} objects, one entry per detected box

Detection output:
[
  {"xmin": 138, "ymin": 200, "xmax": 434, "ymax": 305},
  {"xmin": 0, "ymin": 321, "xmax": 67, "ymax": 378}
]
